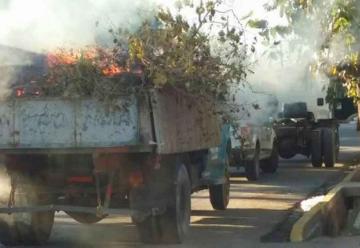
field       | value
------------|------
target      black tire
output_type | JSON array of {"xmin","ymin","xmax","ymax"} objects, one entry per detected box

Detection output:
[
  {"xmin": 260, "ymin": 142, "xmax": 279, "ymax": 173},
  {"xmin": 311, "ymin": 129, "xmax": 323, "ymax": 168},
  {"xmin": 209, "ymin": 172, "xmax": 230, "ymax": 210},
  {"xmin": 278, "ymin": 139, "xmax": 296, "ymax": 159},
  {"xmin": 66, "ymin": 212, "xmax": 105, "ymax": 224},
  {"xmin": 323, "ymin": 128, "xmax": 336, "ymax": 168},
  {"xmin": 5, "ymin": 175, "xmax": 55, "ymax": 246},
  {"xmin": 335, "ymin": 127, "xmax": 340, "ymax": 161},
  {"xmin": 245, "ymin": 144, "xmax": 260, "ymax": 181},
  {"xmin": 136, "ymin": 163, "xmax": 191, "ymax": 244}
]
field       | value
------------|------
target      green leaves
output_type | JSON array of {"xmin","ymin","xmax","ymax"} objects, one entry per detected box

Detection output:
[
  {"xmin": 247, "ymin": 19, "xmax": 269, "ymax": 29},
  {"xmin": 119, "ymin": 0, "xmax": 249, "ymax": 100},
  {"xmin": 267, "ymin": 0, "xmax": 360, "ymax": 103},
  {"xmin": 333, "ymin": 17, "xmax": 350, "ymax": 32}
]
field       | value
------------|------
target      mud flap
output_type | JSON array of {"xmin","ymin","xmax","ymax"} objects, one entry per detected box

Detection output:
[
  {"xmin": 129, "ymin": 184, "xmax": 168, "ymax": 223},
  {"xmin": 129, "ymin": 155, "xmax": 178, "ymax": 223},
  {"xmin": 202, "ymin": 123, "xmax": 230, "ymax": 185}
]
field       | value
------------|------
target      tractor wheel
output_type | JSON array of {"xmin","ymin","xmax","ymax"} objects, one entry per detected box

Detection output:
[
  {"xmin": 245, "ymin": 144, "xmax": 260, "ymax": 181},
  {"xmin": 136, "ymin": 162, "xmax": 191, "ymax": 244},
  {"xmin": 323, "ymin": 128, "xmax": 336, "ymax": 168},
  {"xmin": 260, "ymin": 142, "xmax": 279, "ymax": 173}
]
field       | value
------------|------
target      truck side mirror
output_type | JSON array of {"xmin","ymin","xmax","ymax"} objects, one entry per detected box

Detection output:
[{"xmin": 317, "ymin": 98, "xmax": 324, "ymax": 106}]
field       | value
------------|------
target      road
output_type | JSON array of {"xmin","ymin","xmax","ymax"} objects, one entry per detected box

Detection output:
[{"xmin": 18, "ymin": 122, "xmax": 360, "ymax": 248}]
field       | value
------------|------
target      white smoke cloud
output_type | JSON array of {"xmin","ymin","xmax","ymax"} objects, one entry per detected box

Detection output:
[
  {"xmin": 228, "ymin": 1, "xmax": 333, "ymax": 116},
  {"xmin": 0, "ymin": 0, "xmax": 169, "ymax": 52}
]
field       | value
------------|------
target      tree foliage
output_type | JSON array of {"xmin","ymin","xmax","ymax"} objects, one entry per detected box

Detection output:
[
  {"xmin": 266, "ymin": 0, "xmax": 360, "ymax": 103},
  {"xmin": 123, "ymin": 0, "xmax": 249, "ymax": 100},
  {"xmin": 41, "ymin": 0, "xmax": 250, "ymax": 106}
]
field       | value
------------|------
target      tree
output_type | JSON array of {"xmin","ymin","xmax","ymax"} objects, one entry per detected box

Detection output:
[
  {"xmin": 262, "ymin": 0, "xmax": 360, "ymax": 123},
  {"xmin": 41, "ymin": 0, "xmax": 251, "ymax": 110}
]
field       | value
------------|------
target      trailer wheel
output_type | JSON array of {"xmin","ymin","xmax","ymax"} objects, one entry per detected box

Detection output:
[
  {"xmin": 323, "ymin": 128, "xmax": 336, "ymax": 168},
  {"xmin": 209, "ymin": 170, "xmax": 230, "ymax": 210},
  {"xmin": 136, "ymin": 163, "xmax": 191, "ymax": 244},
  {"xmin": 11, "ymin": 175, "xmax": 54, "ymax": 245},
  {"xmin": 245, "ymin": 144, "xmax": 260, "ymax": 181},
  {"xmin": 335, "ymin": 127, "xmax": 340, "ymax": 161},
  {"xmin": 260, "ymin": 142, "xmax": 279, "ymax": 173},
  {"xmin": 66, "ymin": 212, "xmax": 105, "ymax": 224},
  {"xmin": 311, "ymin": 129, "xmax": 323, "ymax": 168}
]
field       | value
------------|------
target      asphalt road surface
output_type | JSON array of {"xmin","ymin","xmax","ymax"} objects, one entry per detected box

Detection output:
[{"xmin": 13, "ymin": 121, "xmax": 360, "ymax": 248}]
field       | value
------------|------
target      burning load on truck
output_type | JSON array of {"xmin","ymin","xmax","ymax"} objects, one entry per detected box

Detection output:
[
  {"xmin": 0, "ymin": 44, "xmax": 233, "ymax": 245},
  {"xmin": 0, "ymin": 1, "xmax": 252, "ymax": 244}
]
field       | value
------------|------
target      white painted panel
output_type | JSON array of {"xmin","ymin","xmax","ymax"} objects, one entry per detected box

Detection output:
[
  {"xmin": 76, "ymin": 99, "xmax": 138, "ymax": 147},
  {"xmin": 14, "ymin": 100, "xmax": 75, "ymax": 148}
]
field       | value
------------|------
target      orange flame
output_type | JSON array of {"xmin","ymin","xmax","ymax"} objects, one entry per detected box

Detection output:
[
  {"xmin": 46, "ymin": 47, "xmax": 128, "ymax": 77},
  {"xmin": 102, "ymin": 64, "xmax": 129, "ymax": 76}
]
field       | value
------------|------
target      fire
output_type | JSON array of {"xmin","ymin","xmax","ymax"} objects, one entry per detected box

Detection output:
[
  {"xmin": 46, "ymin": 47, "xmax": 128, "ymax": 77},
  {"xmin": 47, "ymin": 50, "xmax": 77, "ymax": 67},
  {"xmin": 102, "ymin": 64, "xmax": 128, "ymax": 76}
]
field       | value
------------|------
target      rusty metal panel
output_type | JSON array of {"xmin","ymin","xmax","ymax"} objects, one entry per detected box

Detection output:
[
  {"xmin": 0, "ymin": 101, "xmax": 14, "ymax": 147},
  {"xmin": 76, "ymin": 99, "xmax": 139, "ymax": 147},
  {"xmin": 151, "ymin": 88, "xmax": 221, "ymax": 154},
  {"xmin": 14, "ymin": 100, "xmax": 76, "ymax": 148},
  {"xmin": 138, "ymin": 94, "xmax": 155, "ymax": 145}
]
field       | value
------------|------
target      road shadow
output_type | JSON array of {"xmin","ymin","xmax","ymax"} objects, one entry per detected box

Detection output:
[{"xmin": 40, "ymin": 208, "xmax": 290, "ymax": 248}]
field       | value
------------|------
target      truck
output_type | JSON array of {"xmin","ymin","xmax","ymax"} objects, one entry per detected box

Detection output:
[
  {"xmin": 0, "ymin": 48, "xmax": 231, "ymax": 245},
  {"xmin": 275, "ymin": 98, "xmax": 339, "ymax": 168},
  {"xmin": 229, "ymin": 90, "xmax": 280, "ymax": 180}
]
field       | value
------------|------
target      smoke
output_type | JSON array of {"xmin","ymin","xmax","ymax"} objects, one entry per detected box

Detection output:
[
  {"xmin": 0, "ymin": 0, "xmax": 348, "ymax": 112},
  {"xmin": 0, "ymin": 0, "xmax": 171, "ymax": 52},
  {"xmin": 0, "ymin": 0, "xmax": 176, "ymax": 98},
  {"xmin": 230, "ymin": 1, "xmax": 336, "ymax": 116}
]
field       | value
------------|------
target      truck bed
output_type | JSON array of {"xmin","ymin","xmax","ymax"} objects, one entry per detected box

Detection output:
[{"xmin": 0, "ymin": 89, "xmax": 221, "ymax": 154}]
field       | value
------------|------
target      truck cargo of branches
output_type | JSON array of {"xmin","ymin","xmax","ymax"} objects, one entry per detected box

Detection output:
[{"xmin": 0, "ymin": 46, "xmax": 231, "ymax": 245}]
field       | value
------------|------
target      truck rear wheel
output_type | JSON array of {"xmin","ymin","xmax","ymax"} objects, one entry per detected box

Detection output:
[
  {"xmin": 311, "ymin": 129, "xmax": 323, "ymax": 168},
  {"xmin": 260, "ymin": 142, "xmax": 279, "ymax": 173},
  {"xmin": 6, "ymin": 174, "xmax": 55, "ymax": 246},
  {"xmin": 323, "ymin": 128, "xmax": 336, "ymax": 168},
  {"xmin": 136, "ymin": 163, "xmax": 191, "ymax": 244},
  {"xmin": 245, "ymin": 144, "xmax": 260, "ymax": 181},
  {"xmin": 209, "ymin": 171, "xmax": 230, "ymax": 210}
]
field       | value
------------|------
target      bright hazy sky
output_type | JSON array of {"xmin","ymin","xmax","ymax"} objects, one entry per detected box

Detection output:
[{"xmin": 0, "ymin": 0, "xmax": 286, "ymax": 52}]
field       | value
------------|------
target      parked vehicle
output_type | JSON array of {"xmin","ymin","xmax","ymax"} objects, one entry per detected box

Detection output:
[
  {"xmin": 228, "ymin": 90, "xmax": 280, "ymax": 181},
  {"xmin": 275, "ymin": 99, "xmax": 339, "ymax": 168},
  {"xmin": 0, "ymin": 54, "xmax": 231, "ymax": 245}
]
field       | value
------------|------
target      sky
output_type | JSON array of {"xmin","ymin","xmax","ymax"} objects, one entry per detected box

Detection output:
[{"xmin": 0, "ymin": 0, "xmax": 286, "ymax": 52}]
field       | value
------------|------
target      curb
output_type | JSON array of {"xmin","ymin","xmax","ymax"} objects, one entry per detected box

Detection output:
[{"xmin": 290, "ymin": 168, "xmax": 360, "ymax": 242}]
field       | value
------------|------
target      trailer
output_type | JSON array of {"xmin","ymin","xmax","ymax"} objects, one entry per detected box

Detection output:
[{"xmin": 0, "ymin": 84, "xmax": 231, "ymax": 245}]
